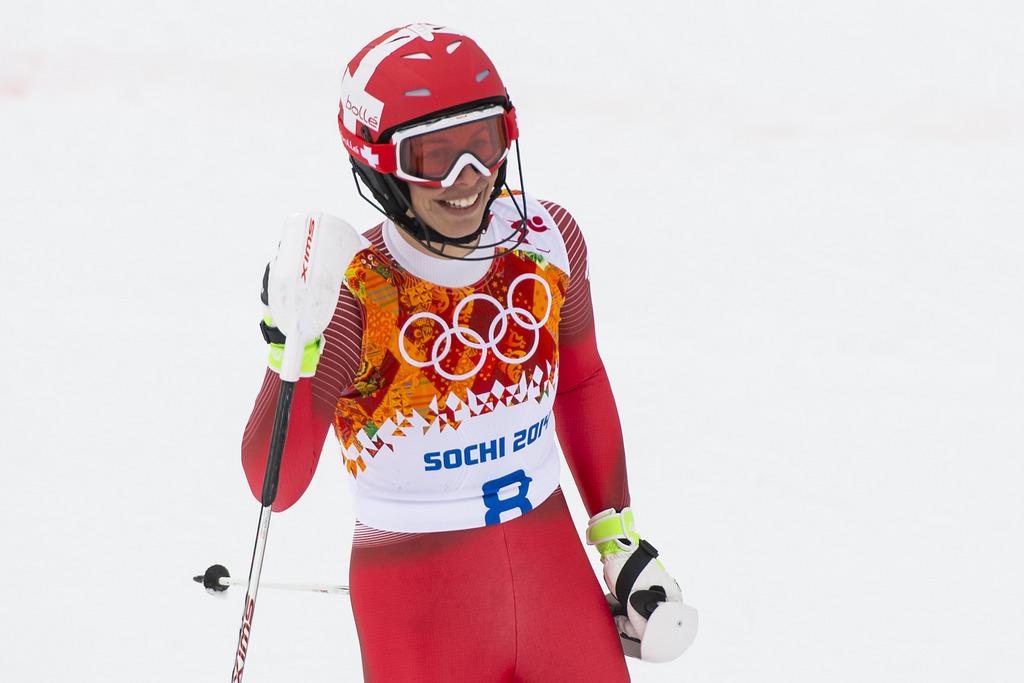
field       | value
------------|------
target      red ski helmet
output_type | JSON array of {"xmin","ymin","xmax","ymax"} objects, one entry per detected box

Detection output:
[
  {"xmin": 337, "ymin": 24, "xmax": 524, "ymax": 255},
  {"xmin": 339, "ymin": 23, "xmax": 512, "ymax": 144}
]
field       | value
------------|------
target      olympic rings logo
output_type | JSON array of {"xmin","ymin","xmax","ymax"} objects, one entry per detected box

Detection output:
[{"xmin": 398, "ymin": 273, "xmax": 552, "ymax": 382}]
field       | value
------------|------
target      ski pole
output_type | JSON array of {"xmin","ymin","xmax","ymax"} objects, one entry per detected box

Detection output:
[
  {"xmin": 227, "ymin": 212, "xmax": 361, "ymax": 682},
  {"xmin": 230, "ymin": 374, "xmax": 297, "ymax": 683}
]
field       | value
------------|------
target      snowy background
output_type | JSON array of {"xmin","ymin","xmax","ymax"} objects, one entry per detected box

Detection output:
[{"xmin": 2, "ymin": 0, "xmax": 1022, "ymax": 681}]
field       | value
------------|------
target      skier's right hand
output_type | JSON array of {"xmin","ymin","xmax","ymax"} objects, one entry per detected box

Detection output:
[
  {"xmin": 261, "ymin": 211, "xmax": 360, "ymax": 380},
  {"xmin": 259, "ymin": 262, "xmax": 324, "ymax": 378}
]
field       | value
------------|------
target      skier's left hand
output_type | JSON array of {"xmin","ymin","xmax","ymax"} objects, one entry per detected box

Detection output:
[{"xmin": 587, "ymin": 508, "xmax": 698, "ymax": 662}]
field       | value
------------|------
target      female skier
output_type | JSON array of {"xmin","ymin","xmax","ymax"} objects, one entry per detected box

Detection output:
[{"xmin": 242, "ymin": 23, "xmax": 696, "ymax": 682}]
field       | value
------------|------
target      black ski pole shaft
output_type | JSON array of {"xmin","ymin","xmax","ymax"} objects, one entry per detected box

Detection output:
[{"xmin": 230, "ymin": 379, "xmax": 296, "ymax": 683}]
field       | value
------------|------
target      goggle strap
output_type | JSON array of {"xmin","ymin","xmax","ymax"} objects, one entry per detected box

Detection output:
[
  {"xmin": 504, "ymin": 107, "xmax": 519, "ymax": 142},
  {"xmin": 340, "ymin": 127, "xmax": 397, "ymax": 174}
]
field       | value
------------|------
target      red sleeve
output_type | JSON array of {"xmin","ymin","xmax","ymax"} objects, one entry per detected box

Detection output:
[
  {"xmin": 544, "ymin": 201, "xmax": 631, "ymax": 517},
  {"xmin": 241, "ymin": 285, "xmax": 364, "ymax": 512}
]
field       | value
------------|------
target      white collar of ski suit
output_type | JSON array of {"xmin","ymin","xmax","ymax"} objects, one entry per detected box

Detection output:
[
  {"xmin": 381, "ymin": 195, "xmax": 572, "ymax": 285},
  {"xmin": 382, "ymin": 220, "xmax": 493, "ymax": 287}
]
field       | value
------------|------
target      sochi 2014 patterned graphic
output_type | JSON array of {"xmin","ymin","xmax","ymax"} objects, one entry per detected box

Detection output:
[{"xmin": 334, "ymin": 245, "xmax": 568, "ymax": 478}]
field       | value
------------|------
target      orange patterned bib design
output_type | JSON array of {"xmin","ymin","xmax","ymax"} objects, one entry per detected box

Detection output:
[{"xmin": 335, "ymin": 246, "xmax": 569, "ymax": 478}]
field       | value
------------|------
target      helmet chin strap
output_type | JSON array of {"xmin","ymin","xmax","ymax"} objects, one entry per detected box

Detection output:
[{"xmin": 392, "ymin": 162, "xmax": 530, "ymax": 261}]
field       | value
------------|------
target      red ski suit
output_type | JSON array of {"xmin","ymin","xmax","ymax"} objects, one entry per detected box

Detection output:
[{"xmin": 243, "ymin": 199, "xmax": 631, "ymax": 681}]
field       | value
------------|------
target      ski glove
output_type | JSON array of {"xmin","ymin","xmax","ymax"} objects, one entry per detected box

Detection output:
[
  {"xmin": 260, "ymin": 263, "xmax": 323, "ymax": 378},
  {"xmin": 586, "ymin": 508, "xmax": 699, "ymax": 662}
]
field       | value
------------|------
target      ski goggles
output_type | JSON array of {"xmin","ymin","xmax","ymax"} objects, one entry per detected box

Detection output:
[{"xmin": 342, "ymin": 105, "xmax": 518, "ymax": 188}]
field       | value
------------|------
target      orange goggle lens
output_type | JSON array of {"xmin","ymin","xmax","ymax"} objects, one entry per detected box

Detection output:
[{"xmin": 398, "ymin": 114, "xmax": 509, "ymax": 182}]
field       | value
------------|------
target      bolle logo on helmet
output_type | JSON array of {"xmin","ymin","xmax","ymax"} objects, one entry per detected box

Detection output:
[
  {"xmin": 344, "ymin": 95, "xmax": 380, "ymax": 130},
  {"xmin": 398, "ymin": 274, "xmax": 552, "ymax": 381}
]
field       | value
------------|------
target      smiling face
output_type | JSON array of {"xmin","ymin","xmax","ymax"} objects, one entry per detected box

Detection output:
[{"xmin": 407, "ymin": 165, "xmax": 497, "ymax": 243}]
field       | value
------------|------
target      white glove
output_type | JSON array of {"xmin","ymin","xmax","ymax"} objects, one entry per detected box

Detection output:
[
  {"xmin": 260, "ymin": 264, "xmax": 325, "ymax": 379},
  {"xmin": 263, "ymin": 212, "xmax": 361, "ymax": 381},
  {"xmin": 587, "ymin": 508, "xmax": 698, "ymax": 662}
]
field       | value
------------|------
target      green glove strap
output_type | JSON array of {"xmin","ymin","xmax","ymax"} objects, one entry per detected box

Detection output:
[
  {"xmin": 587, "ymin": 508, "xmax": 641, "ymax": 559},
  {"xmin": 265, "ymin": 316, "xmax": 323, "ymax": 377}
]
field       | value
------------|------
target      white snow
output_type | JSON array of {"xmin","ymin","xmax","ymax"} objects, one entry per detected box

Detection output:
[{"xmin": 1, "ymin": 1, "xmax": 1022, "ymax": 681}]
